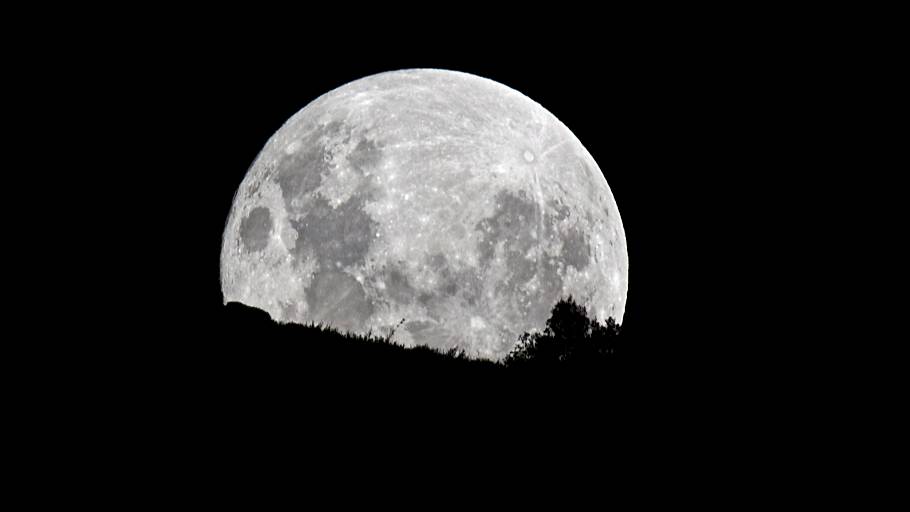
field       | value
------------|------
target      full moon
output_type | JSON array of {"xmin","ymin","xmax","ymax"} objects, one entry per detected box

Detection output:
[{"xmin": 221, "ymin": 69, "xmax": 628, "ymax": 360}]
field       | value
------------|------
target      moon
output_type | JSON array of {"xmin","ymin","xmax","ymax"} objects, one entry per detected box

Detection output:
[{"xmin": 221, "ymin": 69, "xmax": 628, "ymax": 360}]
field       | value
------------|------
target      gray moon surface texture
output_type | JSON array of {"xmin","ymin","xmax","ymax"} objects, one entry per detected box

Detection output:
[{"xmin": 221, "ymin": 69, "xmax": 628, "ymax": 360}]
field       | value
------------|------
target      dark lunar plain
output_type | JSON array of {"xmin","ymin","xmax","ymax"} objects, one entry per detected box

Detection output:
[{"xmin": 58, "ymin": 13, "xmax": 797, "ymax": 457}]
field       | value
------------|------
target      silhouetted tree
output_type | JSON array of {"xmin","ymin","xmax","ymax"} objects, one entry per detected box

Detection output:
[{"xmin": 504, "ymin": 296, "xmax": 621, "ymax": 367}]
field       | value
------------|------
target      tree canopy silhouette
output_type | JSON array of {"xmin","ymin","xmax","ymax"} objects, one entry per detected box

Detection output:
[{"xmin": 504, "ymin": 296, "xmax": 621, "ymax": 368}]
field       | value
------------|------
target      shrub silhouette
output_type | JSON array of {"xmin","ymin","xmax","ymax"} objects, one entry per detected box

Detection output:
[{"xmin": 504, "ymin": 296, "xmax": 621, "ymax": 367}]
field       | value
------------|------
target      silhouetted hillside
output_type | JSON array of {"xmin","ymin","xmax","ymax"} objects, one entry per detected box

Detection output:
[
  {"xmin": 215, "ymin": 296, "xmax": 622, "ymax": 377},
  {"xmin": 218, "ymin": 302, "xmax": 496, "ymax": 372}
]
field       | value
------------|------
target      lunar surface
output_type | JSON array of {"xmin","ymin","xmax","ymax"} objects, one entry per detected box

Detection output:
[{"xmin": 221, "ymin": 69, "xmax": 628, "ymax": 360}]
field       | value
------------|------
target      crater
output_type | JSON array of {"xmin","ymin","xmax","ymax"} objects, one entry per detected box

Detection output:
[
  {"xmin": 284, "ymin": 140, "xmax": 301, "ymax": 155},
  {"xmin": 546, "ymin": 199, "xmax": 570, "ymax": 221},
  {"xmin": 239, "ymin": 206, "xmax": 272, "ymax": 252}
]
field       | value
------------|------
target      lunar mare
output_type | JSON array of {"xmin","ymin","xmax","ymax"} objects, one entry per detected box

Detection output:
[{"xmin": 221, "ymin": 69, "xmax": 628, "ymax": 360}]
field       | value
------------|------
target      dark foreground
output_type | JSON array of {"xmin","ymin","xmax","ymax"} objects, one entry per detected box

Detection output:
[
  {"xmin": 102, "ymin": 297, "xmax": 644, "ymax": 411},
  {"xmin": 46, "ymin": 295, "xmax": 688, "ymax": 445}
]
